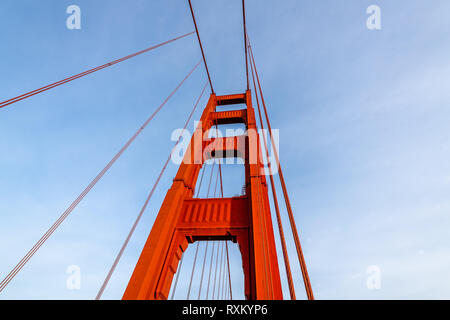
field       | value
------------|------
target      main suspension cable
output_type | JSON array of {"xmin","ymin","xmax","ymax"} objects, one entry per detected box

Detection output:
[
  {"xmin": 249, "ymin": 47, "xmax": 296, "ymax": 299},
  {"xmin": 95, "ymin": 81, "xmax": 207, "ymax": 300},
  {"xmin": 242, "ymin": 0, "xmax": 249, "ymax": 91},
  {"xmin": 195, "ymin": 165, "xmax": 206, "ymax": 197},
  {"xmin": 248, "ymin": 41, "xmax": 314, "ymax": 300},
  {"xmin": 0, "ymin": 32, "xmax": 195, "ymax": 110},
  {"xmin": 221, "ymin": 242, "xmax": 227, "ymax": 299},
  {"xmin": 0, "ymin": 61, "xmax": 201, "ymax": 294},
  {"xmin": 212, "ymin": 241, "xmax": 223, "ymax": 299},
  {"xmin": 188, "ymin": 0, "xmax": 215, "ymax": 94}
]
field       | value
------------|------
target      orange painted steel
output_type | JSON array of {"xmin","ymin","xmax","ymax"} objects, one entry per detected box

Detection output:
[{"xmin": 122, "ymin": 91, "xmax": 283, "ymax": 300}]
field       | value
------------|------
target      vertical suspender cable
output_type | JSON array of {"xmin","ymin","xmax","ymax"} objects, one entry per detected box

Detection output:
[
  {"xmin": 195, "ymin": 165, "xmax": 206, "ymax": 197},
  {"xmin": 213, "ymin": 123, "xmax": 225, "ymax": 198},
  {"xmin": 212, "ymin": 241, "xmax": 222, "ymax": 299},
  {"xmin": 219, "ymin": 243, "xmax": 224, "ymax": 299},
  {"xmin": 221, "ymin": 244, "xmax": 227, "ymax": 299},
  {"xmin": 187, "ymin": 242, "xmax": 201, "ymax": 299},
  {"xmin": 213, "ymin": 124, "xmax": 230, "ymax": 299},
  {"xmin": 218, "ymin": 161, "xmax": 224, "ymax": 198},
  {"xmin": 225, "ymin": 241, "xmax": 233, "ymax": 300}
]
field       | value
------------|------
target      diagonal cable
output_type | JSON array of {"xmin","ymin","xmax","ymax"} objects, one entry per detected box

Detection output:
[{"xmin": 0, "ymin": 32, "xmax": 194, "ymax": 109}]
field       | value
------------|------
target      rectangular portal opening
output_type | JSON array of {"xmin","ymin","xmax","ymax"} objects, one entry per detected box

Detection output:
[{"xmin": 168, "ymin": 240, "xmax": 245, "ymax": 300}]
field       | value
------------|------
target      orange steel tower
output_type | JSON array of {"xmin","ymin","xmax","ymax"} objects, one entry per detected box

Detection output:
[{"xmin": 122, "ymin": 90, "xmax": 283, "ymax": 300}]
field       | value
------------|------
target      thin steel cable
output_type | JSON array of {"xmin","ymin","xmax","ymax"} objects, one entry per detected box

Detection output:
[
  {"xmin": 221, "ymin": 243, "xmax": 227, "ymax": 299},
  {"xmin": 205, "ymin": 166, "xmax": 217, "ymax": 303},
  {"xmin": 225, "ymin": 240, "xmax": 233, "ymax": 300},
  {"xmin": 221, "ymin": 266, "xmax": 225, "ymax": 300},
  {"xmin": 246, "ymin": 112, "xmax": 271, "ymax": 298},
  {"xmin": 213, "ymin": 122, "xmax": 226, "ymax": 299},
  {"xmin": 242, "ymin": 0, "xmax": 249, "ymax": 91},
  {"xmin": 213, "ymin": 160, "xmax": 220, "ymax": 197},
  {"xmin": 195, "ymin": 164, "xmax": 206, "ymax": 197},
  {"xmin": 221, "ymin": 260, "xmax": 226, "ymax": 300},
  {"xmin": 0, "ymin": 61, "xmax": 201, "ymax": 294},
  {"xmin": 187, "ymin": 0, "xmax": 214, "ymax": 94},
  {"xmin": 206, "ymin": 161, "xmax": 216, "ymax": 198},
  {"xmin": 249, "ymin": 49, "xmax": 296, "ymax": 300},
  {"xmin": 206, "ymin": 241, "xmax": 216, "ymax": 299},
  {"xmin": 222, "ymin": 243, "xmax": 227, "ymax": 300},
  {"xmin": 224, "ymin": 249, "xmax": 228, "ymax": 300},
  {"xmin": 187, "ymin": 242, "xmax": 201, "ymax": 299},
  {"xmin": 95, "ymin": 81, "xmax": 207, "ymax": 300},
  {"xmin": 213, "ymin": 122, "xmax": 225, "ymax": 198},
  {"xmin": 218, "ymin": 243, "xmax": 224, "ymax": 300},
  {"xmin": 197, "ymin": 241, "xmax": 209, "ymax": 299},
  {"xmin": 218, "ymin": 161, "xmax": 224, "ymax": 197},
  {"xmin": 212, "ymin": 241, "xmax": 223, "ymax": 300},
  {"xmin": 217, "ymin": 241, "xmax": 224, "ymax": 299},
  {"xmin": 248, "ymin": 41, "xmax": 314, "ymax": 300},
  {"xmin": 223, "ymin": 243, "xmax": 228, "ymax": 299},
  {"xmin": 226, "ymin": 271, "xmax": 230, "ymax": 299},
  {"xmin": 0, "ymin": 32, "xmax": 195, "ymax": 109}
]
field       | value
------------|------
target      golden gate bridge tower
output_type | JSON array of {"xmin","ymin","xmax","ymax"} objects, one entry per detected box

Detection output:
[
  {"xmin": 124, "ymin": 90, "xmax": 284, "ymax": 300},
  {"xmin": 0, "ymin": 0, "xmax": 313, "ymax": 301}
]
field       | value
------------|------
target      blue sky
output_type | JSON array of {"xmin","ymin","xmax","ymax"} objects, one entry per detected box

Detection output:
[{"xmin": 1, "ymin": 0, "xmax": 450, "ymax": 300}]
